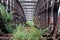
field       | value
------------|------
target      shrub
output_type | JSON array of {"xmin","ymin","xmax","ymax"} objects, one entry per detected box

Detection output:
[
  {"xmin": 0, "ymin": 4, "xmax": 14, "ymax": 33},
  {"xmin": 12, "ymin": 24, "xmax": 46, "ymax": 40},
  {"xmin": 26, "ymin": 21, "xmax": 34, "ymax": 27}
]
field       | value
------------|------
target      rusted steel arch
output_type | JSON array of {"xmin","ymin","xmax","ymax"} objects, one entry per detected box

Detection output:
[
  {"xmin": 34, "ymin": 0, "xmax": 39, "ymax": 26},
  {"xmin": 13, "ymin": 0, "xmax": 26, "ymax": 24},
  {"xmin": 34, "ymin": 0, "xmax": 47, "ymax": 29},
  {"xmin": 53, "ymin": 0, "xmax": 59, "ymax": 26},
  {"xmin": 42, "ymin": 0, "xmax": 60, "ymax": 40},
  {"xmin": 34, "ymin": 0, "xmax": 41, "ymax": 28},
  {"xmin": 15, "ymin": 0, "xmax": 25, "ymax": 18},
  {"xmin": 34, "ymin": 0, "xmax": 60, "ymax": 29}
]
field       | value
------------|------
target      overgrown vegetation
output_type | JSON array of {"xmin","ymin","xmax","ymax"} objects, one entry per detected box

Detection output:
[
  {"xmin": 0, "ymin": 4, "xmax": 47, "ymax": 40},
  {"xmin": 26, "ymin": 21, "xmax": 34, "ymax": 27},
  {"xmin": 12, "ymin": 21, "xmax": 47, "ymax": 40},
  {"xmin": 12, "ymin": 24, "xmax": 47, "ymax": 40},
  {"xmin": 0, "ymin": 4, "xmax": 14, "ymax": 33}
]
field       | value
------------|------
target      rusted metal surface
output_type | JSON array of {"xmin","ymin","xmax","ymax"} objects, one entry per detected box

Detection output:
[
  {"xmin": 34, "ymin": 0, "xmax": 48, "ymax": 29},
  {"xmin": 34, "ymin": 0, "xmax": 59, "ymax": 28},
  {"xmin": 13, "ymin": 0, "xmax": 26, "ymax": 24},
  {"xmin": 35, "ymin": 0, "xmax": 60, "ymax": 40}
]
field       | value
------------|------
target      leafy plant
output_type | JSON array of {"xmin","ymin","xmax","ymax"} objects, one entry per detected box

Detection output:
[
  {"xmin": 0, "ymin": 4, "xmax": 14, "ymax": 33},
  {"xmin": 26, "ymin": 21, "xmax": 34, "ymax": 27},
  {"xmin": 12, "ymin": 24, "xmax": 46, "ymax": 40}
]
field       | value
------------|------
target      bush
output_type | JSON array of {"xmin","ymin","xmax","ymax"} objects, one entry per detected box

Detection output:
[
  {"xmin": 12, "ymin": 24, "xmax": 46, "ymax": 40},
  {"xmin": 26, "ymin": 21, "xmax": 34, "ymax": 27},
  {"xmin": 0, "ymin": 4, "xmax": 14, "ymax": 33}
]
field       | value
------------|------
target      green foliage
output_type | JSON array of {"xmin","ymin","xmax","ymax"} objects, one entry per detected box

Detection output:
[
  {"xmin": 0, "ymin": 4, "xmax": 14, "ymax": 33},
  {"xmin": 26, "ymin": 21, "xmax": 34, "ymax": 27},
  {"xmin": 12, "ymin": 24, "xmax": 46, "ymax": 40},
  {"xmin": 5, "ymin": 23, "xmax": 15, "ymax": 33},
  {"xmin": 0, "ymin": 4, "xmax": 13, "ymax": 23}
]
